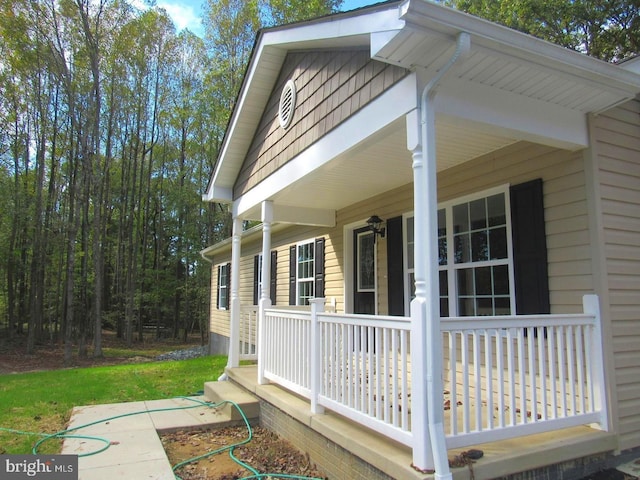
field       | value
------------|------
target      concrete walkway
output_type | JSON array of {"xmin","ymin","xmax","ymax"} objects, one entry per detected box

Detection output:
[{"xmin": 61, "ymin": 384, "xmax": 259, "ymax": 480}]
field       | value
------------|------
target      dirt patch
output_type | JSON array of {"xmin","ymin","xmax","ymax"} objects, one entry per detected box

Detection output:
[
  {"xmin": 0, "ymin": 331, "xmax": 204, "ymax": 374},
  {"xmin": 161, "ymin": 425, "xmax": 327, "ymax": 480}
]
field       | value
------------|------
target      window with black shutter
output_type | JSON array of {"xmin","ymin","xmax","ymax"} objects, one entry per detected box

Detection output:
[
  {"xmin": 217, "ymin": 263, "xmax": 230, "ymax": 310},
  {"xmin": 289, "ymin": 238, "xmax": 325, "ymax": 305}
]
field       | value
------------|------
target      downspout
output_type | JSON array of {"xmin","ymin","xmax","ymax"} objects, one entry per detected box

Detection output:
[{"xmin": 420, "ymin": 31, "xmax": 470, "ymax": 479}]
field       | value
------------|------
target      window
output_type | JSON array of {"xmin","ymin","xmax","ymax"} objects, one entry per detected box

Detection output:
[
  {"xmin": 405, "ymin": 185, "xmax": 514, "ymax": 316},
  {"xmin": 296, "ymin": 241, "xmax": 315, "ymax": 305},
  {"xmin": 289, "ymin": 238, "xmax": 325, "ymax": 306},
  {"xmin": 217, "ymin": 263, "xmax": 230, "ymax": 310}
]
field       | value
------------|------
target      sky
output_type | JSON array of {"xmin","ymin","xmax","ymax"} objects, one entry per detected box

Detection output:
[{"xmin": 138, "ymin": 0, "xmax": 380, "ymax": 38}]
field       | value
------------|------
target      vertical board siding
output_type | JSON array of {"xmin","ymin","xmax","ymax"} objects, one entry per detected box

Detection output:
[
  {"xmin": 233, "ymin": 50, "xmax": 409, "ymax": 197},
  {"xmin": 591, "ymin": 98, "xmax": 640, "ymax": 451}
]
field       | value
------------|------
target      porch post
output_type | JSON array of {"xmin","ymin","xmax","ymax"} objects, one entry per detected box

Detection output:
[
  {"xmin": 309, "ymin": 298, "xmax": 325, "ymax": 414},
  {"xmin": 257, "ymin": 201, "xmax": 273, "ymax": 385},
  {"xmin": 406, "ymin": 32, "xmax": 469, "ymax": 479},
  {"xmin": 407, "ymin": 107, "xmax": 435, "ymax": 472},
  {"xmin": 227, "ymin": 217, "xmax": 243, "ymax": 370},
  {"xmin": 583, "ymin": 294, "xmax": 610, "ymax": 431}
]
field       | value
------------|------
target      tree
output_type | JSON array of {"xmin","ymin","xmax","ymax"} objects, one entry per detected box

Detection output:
[
  {"xmin": 261, "ymin": 0, "xmax": 342, "ymax": 26},
  {"xmin": 444, "ymin": 0, "xmax": 639, "ymax": 62}
]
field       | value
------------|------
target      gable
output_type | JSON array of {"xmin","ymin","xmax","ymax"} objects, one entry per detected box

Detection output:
[{"xmin": 233, "ymin": 50, "xmax": 409, "ymax": 198}]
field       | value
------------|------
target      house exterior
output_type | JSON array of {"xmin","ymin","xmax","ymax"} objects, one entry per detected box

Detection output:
[{"xmin": 201, "ymin": 1, "xmax": 640, "ymax": 478}]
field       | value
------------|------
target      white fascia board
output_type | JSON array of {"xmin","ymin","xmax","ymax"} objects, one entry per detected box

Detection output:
[
  {"xmin": 204, "ymin": 41, "xmax": 286, "ymax": 203},
  {"xmin": 399, "ymin": 0, "xmax": 640, "ymax": 97},
  {"xmin": 272, "ymin": 204, "xmax": 336, "ymax": 227},
  {"xmin": 620, "ymin": 56, "xmax": 640, "ymax": 74},
  {"xmin": 202, "ymin": 185, "xmax": 233, "ymax": 203},
  {"xmin": 262, "ymin": 8, "xmax": 403, "ymax": 47},
  {"xmin": 436, "ymin": 77, "xmax": 588, "ymax": 150},
  {"xmin": 235, "ymin": 73, "xmax": 418, "ymax": 217}
]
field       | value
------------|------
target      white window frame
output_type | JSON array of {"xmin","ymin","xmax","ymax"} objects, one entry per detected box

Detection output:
[
  {"xmin": 404, "ymin": 184, "xmax": 516, "ymax": 317},
  {"xmin": 217, "ymin": 263, "xmax": 230, "ymax": 310},
  {"xmin": 296, "ymin": 240, "xmax": 315, "ymax": 306}
]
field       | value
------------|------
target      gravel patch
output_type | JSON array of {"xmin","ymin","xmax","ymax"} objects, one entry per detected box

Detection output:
[{"xmin": 155, "ymin": 345, "xmax": 209, "ymax": 361}]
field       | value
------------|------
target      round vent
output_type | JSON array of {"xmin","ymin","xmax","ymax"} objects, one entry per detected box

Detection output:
[{"xmin": 278, "ymin": 80, "xmax": 296, "ymax": 129}]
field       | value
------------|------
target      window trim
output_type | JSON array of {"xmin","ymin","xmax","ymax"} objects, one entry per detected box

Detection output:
[
  {"xmin": 404, "ymin": 184, "xmax": 516, "ymax": 316},
  {"xmin": 295, "ymin": 239, "xmax": 315, "ymax": 306},
  {"xmin": 217, "ymin": 263, "xmax": 230, "ymax": 310}
]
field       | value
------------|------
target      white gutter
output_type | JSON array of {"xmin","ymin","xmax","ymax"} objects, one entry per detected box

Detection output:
[{"xmin": 417, "ymin": 31, "xmax": 470, "ymax": 480}]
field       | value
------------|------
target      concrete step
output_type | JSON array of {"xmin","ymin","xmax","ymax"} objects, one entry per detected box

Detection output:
[{"xmin": 204, "ymin": 381, "xmax": 260, "ymax": 422}]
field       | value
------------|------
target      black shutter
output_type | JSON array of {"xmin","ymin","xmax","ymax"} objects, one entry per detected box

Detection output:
[
  {"xmin": 386, "ymin": 216, "xmax": 405, "ymax": 316},
  {"xmin": 314, "ymin": 237, "xmax": 325, "ymax": 298},
  {"xmin": 289, "ymin": 245, "xmax": 297, "ymax": 305},
  {"xmin": 510, "ymin": 179, "xmax": 550, "ymax": 315},
  {"xmin": 270, "ymin": 250, "xmax": 278, "ymax": 304},
  {"xmin": 216, "ymin": 265, "xmax": 221, "ymax": 309},
  {"xmin": 225, "ymin": 263, "xmax": 231, "ymax": 309},
  {"xmin": 253, "ymin": 255, "xmax": 259, "ymax": 305}
]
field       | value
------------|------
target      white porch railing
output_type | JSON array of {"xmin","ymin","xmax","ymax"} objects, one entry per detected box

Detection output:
[
  {"xmin": 259, "ymin": 295, "xmax": 608, "ymax": 454},
  {"xmin": 442, "ymin": 295, "xmax": 608, "ymax": 448},
  {"xmin": 239, "ymin": 306, "xmax": 258, "ymax": 361}
]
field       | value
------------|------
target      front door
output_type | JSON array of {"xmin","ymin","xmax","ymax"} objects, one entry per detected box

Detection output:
[{"xmin": 353, "ymin": 226, "xmax": 376, "ymax": 314}]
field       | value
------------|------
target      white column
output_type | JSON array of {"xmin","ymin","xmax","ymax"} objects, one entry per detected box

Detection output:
[
  {"xmin": 227, "ymin": 217, "xmax": 243, "ymax": 370},
  {"xmin": 257, "ymin": 201, "xmax": 273, "ymax": 385},
  {"xmin": 407, "ymin": 108, "xmax": 435, "ymax": 471}
]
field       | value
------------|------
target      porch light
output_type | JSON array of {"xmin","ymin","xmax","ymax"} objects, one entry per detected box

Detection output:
[{"xmin": 366, "ymin": 215, "xmax": 386, "ymax": 240}]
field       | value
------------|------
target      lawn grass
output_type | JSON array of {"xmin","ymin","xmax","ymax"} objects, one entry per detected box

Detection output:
[{"xmin": 0, "ymin": 355, "xmax": 227, "ymax": 455}]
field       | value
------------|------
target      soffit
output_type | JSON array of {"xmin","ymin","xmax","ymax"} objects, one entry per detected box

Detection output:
[{"xmin": 373, "ymin": 1, "xmax": 640, "ymax": 115}]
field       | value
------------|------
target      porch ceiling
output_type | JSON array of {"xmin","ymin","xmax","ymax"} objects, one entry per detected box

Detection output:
[{"xmin": 240, "ymin": 117, "xmax": 517, "ymax": 221}]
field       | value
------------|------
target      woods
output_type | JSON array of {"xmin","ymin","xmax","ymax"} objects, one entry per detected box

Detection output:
[
  {"xmin": 0, "ymin": 0, "xmax": 339, "ymax": 360},
  {"xmin": 0, "ymin": 0, "xmax": 636, "ymax": 361}
]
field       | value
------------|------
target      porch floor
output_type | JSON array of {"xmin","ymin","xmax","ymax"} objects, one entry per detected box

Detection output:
[{"xmin": 227, "ymin": 365, "xmax": 617, "ymax": 480}]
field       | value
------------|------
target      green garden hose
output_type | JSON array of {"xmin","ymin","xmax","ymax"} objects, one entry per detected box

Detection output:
[{"xmin": 1, "ymin": 396, "xmax": 323, "ymax": 480}]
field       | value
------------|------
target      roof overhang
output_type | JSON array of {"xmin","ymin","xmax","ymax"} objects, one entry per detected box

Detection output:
[{"xmin": 203, "ymin": 0, "xmax": 640, "ymax": 206}]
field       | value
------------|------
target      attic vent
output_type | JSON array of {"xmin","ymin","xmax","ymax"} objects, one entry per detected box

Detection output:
[{"xmin": 278, "ymin": 80, "xmax": 296, "ymax": 129}]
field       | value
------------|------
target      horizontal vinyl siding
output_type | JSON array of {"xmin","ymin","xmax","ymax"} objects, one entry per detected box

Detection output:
[
  {"xmin": 592, "ymin": 98, "xmax": 640, "ymax": 451},
  {"xmin": 437, "ymin": 141, "xmax": 592, "ymax": 314},
  {"xmin": 334, "ymin": 184, "xmax": 414, "ymax": 315},
  {"xmin": 210, "ymin": 260, "xmax": 231, "ymax": 338}
]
